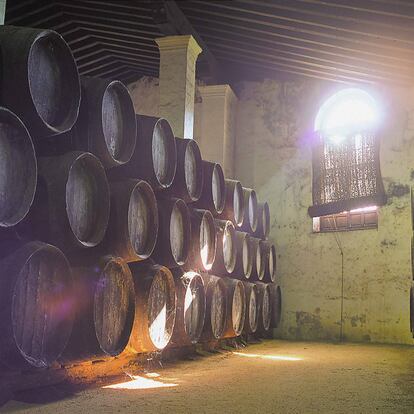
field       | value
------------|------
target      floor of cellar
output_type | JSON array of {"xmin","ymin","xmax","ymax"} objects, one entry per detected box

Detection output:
[{"xmin": 3, "ymin": 339, "xmax": 414, "ymax": 413}]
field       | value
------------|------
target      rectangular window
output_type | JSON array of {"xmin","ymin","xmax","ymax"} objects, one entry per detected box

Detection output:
[{"xmin": 313, "ymin": 206, "xmax": 378, "ymax": 233}]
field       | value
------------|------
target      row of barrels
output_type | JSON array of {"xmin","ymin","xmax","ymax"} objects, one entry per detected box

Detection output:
[
  {"xmin": 0, "ymin": 24, "xmax": 280, "ymax": 372},
  {"xmin": 0, "ymin": 243, "xmax": 281, "ymax": 369}
]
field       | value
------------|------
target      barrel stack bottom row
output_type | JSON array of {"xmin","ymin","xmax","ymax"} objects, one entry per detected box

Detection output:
[{"xmin": 0, "ymin": 24, "xmax": 281, "ymax": 371}]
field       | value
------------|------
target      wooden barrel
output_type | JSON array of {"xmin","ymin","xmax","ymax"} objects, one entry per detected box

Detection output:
[
  {"xmin": 230, "ymin": 231, "xmax": 253, "ymax": 280},
  {"xmin": 243, "ymin": 282, "xmax": 259, "ymax": 334},
  {"xmin": 201, "ymin": 274, "xmax": 227, "ymax": 341},
  {"xmin": 0, "ymin": 26, "xmax": 80, "ymax": 137},
  {"xmin": 112, "ymin": 115, "xmax": 177, "ymax": 189},
  {"xmin": 151, "ymin": 197, "xmax": 191, "ymax": 268},
  {"xmin": 270, "ymin": 284, "xmax": 282, "ymax": 329},
  {"xmin": 254, "ymin": 202, "xmax": 270, "ymax": 239},
  {"xmin": 240, "ymin": 187, "xmax": 258, "ymax": 233},
  {"xmin": 104, "ymin": 179, "xmax": 158, "ymax": 262},
  {"xmin": 260, "ymin": 241, "xmax": 277, "ymax": 283},
  {"xmin": 165, "ymin": 138, "xmax": 203, "ymax": 202},
  {"xmin": 0, "ymin": 241, "xmax": 74, "ymax": 369},
  {"xmin": 17, "ymin": 151, "xmax": 110, "ymax": 253},
  {"xmin": 211, "ymin": 220, "xmax": 237, "ymax": 276},
  {"xmin": 217, "ymin": 179, "xmax": 245, "ymax": 227},
  {"xmin": 74, "ymin": 77, "xmax": 137, "ymax": 168},
  {"xmin": 0, "ymin": 107, "xmax": 37, "ymax": 227},
  {"xmin": 193, "ymin": 161, "xmax": 226, "ymax": 215},
  {"xmin": 128, "ymin": 262, "xmax": 176, "ymax": 353},
  {"xmin": 256, "ymin": 282, "xmax": 272, "ymax": 336},
  {"xmin": 183, "ymin": 208, "xmax": 217, "ymax": 272},
  {"xmin": 60, "ymin": 256, "xmax": 135, "ymax": 363},
  {"xmin": 248, "ymin": 237, "xmax": 266, "ymax": 281},
  {"xmin": 169, "ymin": 270, "xmax": 206, "ymax": 347},
  {"xmin": 222, "ymin": 278, "xmax": 246, "ymax": 338}
]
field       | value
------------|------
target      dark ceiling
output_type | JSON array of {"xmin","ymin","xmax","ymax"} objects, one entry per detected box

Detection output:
[{"xmin": 6, "ymin": 0, "xmax": 414, "ymax": 85}]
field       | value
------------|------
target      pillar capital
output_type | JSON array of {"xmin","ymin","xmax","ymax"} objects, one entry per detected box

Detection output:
[
  {"xmin": 156, "ymin": 35, "xmax": 202, "ymax": 138},
  {"xmin": 198, "ymin": 84, "xmax": 237, "ymax": 102},
  {"xmin": 155, "ymin": 35, "xmax": 202, "ymax": 59}
]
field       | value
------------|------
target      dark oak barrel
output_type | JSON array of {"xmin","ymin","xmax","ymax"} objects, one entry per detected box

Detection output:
[
  {"xmin": 112, "ymin": 115, "xmax": 177, "ymax": 190},
  {"xmin": 240, "ymin": 187, "xmax": 258, "ymax": 234},
  {"xmin": 243, "ymin": 282, "xmax": 259, "ymax": 334},
  {"xmin": 17, "ymin": 152, "xmax": 110, "ymax": 253},
  {"xmin": 201, "ymin": 274, "xmax": 227, "ymax": 341},
  {"xmin": 217, "ymin": 179, "xmax": 245, "ymax": 227},
  {"xmin": 165, "ymin": 138, "xmax": 203, "ymax": 202},
  {"xmin": 183, "ymin": 208, "xmax": 216, "ymax": 272},
  {"xmin": 222, "ymin": 278, "xmax": 246, "ymax": 338},
  {"xmin": 103, "ymin": 179, "xmax": 158, "ymax": 262},
  {"xmin": 248, "ymin": 237, "xmax": 266, "ymax": 281},
  {"xmin": 74, "ymin": 77, "xmax": 136, "ymax": 168},
  {"xmin": 127, "ymin": 262, "xmax": 176, "ymax": 353},
  {"xmin": 193, "ymin": 161, "xmax": 226, "ymax": 215},
  {"xmin": 211, "ymin": 220, "xmax": 237, "ymax": 276},
  {"xmin": 151, "ymin": 197, "xmax": 191, "ymax": 268},
  {"xmin": 254, "ymin": 202, "xmax": 270, "ymax": 239},
  {"xmin": 60, "ymin": 256, "xmax": 135, "ymax": 363},
  {"xmin": 260, "ymin": 241, "xmax": 277, "ymax": 283},
  {"xmin": 0, "ymin": 241, "xmax": 74, "ymax": 369},
  {"xmin": 0, "ymin": 107, "xmax": 37, "ymax": 227},
  {"xmin": 230, "ymin": 231, "xmax": 253, "ymax": 280},
  {"xmin": 256, "ymin": 282, "xmax": 272, "ymax": 336},
  {"xmin": 0, "ymin": 26, "xmax": 80, "ymax": 137},
  {"xmin": 270, "ymin": 284, "xmax": 282, "ymax": 329},
  {"xmin": 169, "ymin": 270, "xmax": 206, "ymax": 347}
]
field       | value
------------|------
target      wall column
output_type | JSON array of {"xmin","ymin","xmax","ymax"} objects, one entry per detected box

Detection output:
[
  {"xmin": 196, "ymin": 84, "xmax": 238, "ymax": 177},
  {"xmin": 0, "ymin": 0, "xmax": 6, "ymax": 24},
  {"xmin": 155, "ymin": 35, "xmax": 202, "ymax": 139}
]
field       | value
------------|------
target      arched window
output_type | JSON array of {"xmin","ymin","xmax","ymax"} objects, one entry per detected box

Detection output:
[{"xmin": 309, "ymin": 88, "xmax": 386, "ymax": 222}]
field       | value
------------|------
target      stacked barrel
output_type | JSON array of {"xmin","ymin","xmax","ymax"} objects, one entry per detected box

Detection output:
[{"xmin": 0, "ymin": 26, "xmax": 281, "ymax": 373}]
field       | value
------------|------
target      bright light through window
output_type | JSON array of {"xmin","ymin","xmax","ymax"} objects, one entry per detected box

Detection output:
[{"xmin": 314, "ymin": 88, "xmax": 380, "ymax": 140}]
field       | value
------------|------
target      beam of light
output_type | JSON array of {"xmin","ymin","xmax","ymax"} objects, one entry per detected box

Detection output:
[
  {"xmin": 149, "ymin": 303, "xmax": 167, "ymax": 349},
  {"xmin": 200, "ymin": 241, "xmax": 211, "ymax": 269},
  {"xmin": 233, "ymin": 352, "xmax": 302, "ymax": 361},
  {"xmin": 103, "ymin": 374, "xmax": 177, "ymax": 390}
]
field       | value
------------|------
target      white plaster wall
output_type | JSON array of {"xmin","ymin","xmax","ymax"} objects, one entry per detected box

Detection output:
[
  {"xmin": 234, "ymin": 79, "xmax": 414, "ymax": 345},
  {"xmin": 128, "ymin": 76, "xmax": 160, "ymax": 117}
]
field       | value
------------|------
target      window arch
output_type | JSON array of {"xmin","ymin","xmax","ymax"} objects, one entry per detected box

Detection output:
[{"xmin": 309, "ymin": 88, "xmax": 386, "ymax": 218}]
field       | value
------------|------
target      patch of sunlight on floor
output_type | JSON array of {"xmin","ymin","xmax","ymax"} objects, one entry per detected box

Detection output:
[
  {"xmin": 103, "ymin": 373, "xmax": 178, "ymax": 390},
  {"xmin": 233, "ymin": 352, "xmax": 302, "ymax": 361}
]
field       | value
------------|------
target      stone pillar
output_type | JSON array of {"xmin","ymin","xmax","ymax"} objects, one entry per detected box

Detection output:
[
  {"xmin": 0, "ymin": 0, "xmax": 6, "ymax": 25},
  {"xmin": 196, "ymin": 85, "xmax": 238, "ymax": 178},
  {"xmin": 155, "ymin": 35, "xmax": 202, "ymax": 139}
]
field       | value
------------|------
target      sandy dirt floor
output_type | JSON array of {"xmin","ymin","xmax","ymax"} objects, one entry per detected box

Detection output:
[{"xmin": 2, "ymin": 340, "xmax": 414, "ymax": 413}]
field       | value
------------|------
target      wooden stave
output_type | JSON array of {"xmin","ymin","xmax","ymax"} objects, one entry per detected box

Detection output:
[
  {"xmin": 256, "ymin": 282, "xmax": 272, "ymax": 337},
  {"xmin": 60, "ymin": 256, "xmax": 135, "ymax": 363},
  {"xmin": 243, "ymin": 282, "xmax": 259, "ymax": 335},
  {"xmin": 240, "ymin": 187, "xmax": 258, "ymax": 234},
  {"xmin": 200, "ymin": 273, "xmax": 227, "ymax": 341},
  {"xmin": 151, "ymin": 196, "xmax": 191, "ymax": 268},
  {"xmin": 222, "ymin": 277, "xmax": 246, "ymax": 338},
  {"xmin": 253, "ymin": 202, "xmax": 270, "ymax": 239},
  {"xmin": 0, "ymin": 241, "xmax": 74, "ymax": 369},
  {"xmin": 229, "ymin": 230, "xmax": 253, "ymax": 280},
  {"xmin": 169, "ymin": 269, "xmax": 206, "ymax": 347},
  {"xmin": 0, "ymin": 25, "xmax": 80, "ymax": 137},
  {"xmin": 211, "ymin": 219, "xmax": 237, "ymax": 276},
  {"xmin": 164, "ymin": 138, "xmax": 203, "ymax": 203},
  {"xmin": 14, "ymin": 151, "xmax": 110, "ymax": 254},
  {"xmin": 127, "ymin": 262, "xmax": 176, "ymax": 353},
  {"xmin": 111, "ymin": 115, "xmax": 177, "ymax": 190},
  {"xmin": 103, "ymin": 179, "xmax": 158, "ymax": 263},
  {"xmin": 0, "ymin": 107, "xmax": 37, "ymax": 227},
  {"xmin": 182, "ymin": 208, "xmax": 217, "ymax": 273},
  {"xmin": 193, "ymin": 161, "xmax": 226, "ymax": 215}
]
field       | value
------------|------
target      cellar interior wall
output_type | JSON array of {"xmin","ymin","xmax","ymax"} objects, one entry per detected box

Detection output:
[{"xmin": 128, "ymin": 76, "xmax": 414, "ymax": 344}]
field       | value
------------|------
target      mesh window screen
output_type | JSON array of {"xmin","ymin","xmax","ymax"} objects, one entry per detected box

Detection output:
[{"xmin": 309, "ymin": 131, "xmax": 386, "ymax": 217}]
